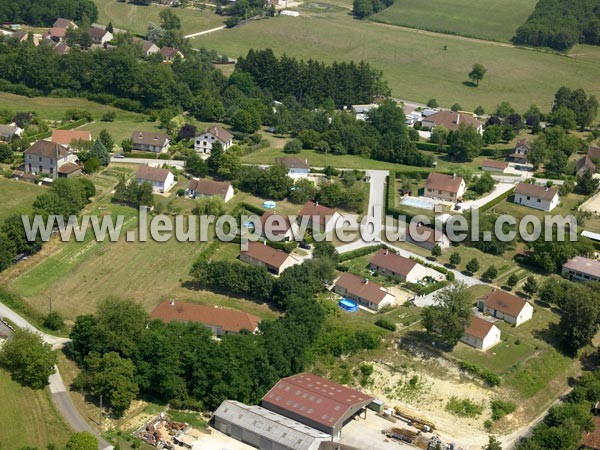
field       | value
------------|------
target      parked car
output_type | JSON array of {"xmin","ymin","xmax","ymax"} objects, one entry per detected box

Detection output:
[
  {"xmin": 114, "ymin": 153, "xmax": 125, "ymax": 159},
  {"xmin": 299, "ymin": 242, "xmax": 311, "ymax": 250}
]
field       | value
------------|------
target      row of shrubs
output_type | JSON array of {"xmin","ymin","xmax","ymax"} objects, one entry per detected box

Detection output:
[
  {"xmin": 478, "ymin": 186, "xmax": 515, "ymax": 213},
  {"xmin": 338, "ymin": 244, "xmax": 386, "ymax": 262},
  {"xmin": 406, "ymin": 280, "xmax": 449, "ymax": 296},
  {"xmin": 416, "ymin": 141, "xmax": 513, "ymax": 158},
  {"xmin": 458, "ymin": 361, "xmax": 501, "ymax": 387}
]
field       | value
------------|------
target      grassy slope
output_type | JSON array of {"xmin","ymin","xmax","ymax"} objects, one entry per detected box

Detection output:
[
  {"xmin": 371, "ymin": 0, "xmax": 538, "ymax": 42},
  {"xmin": 0, "ymin": 178, "xmax": 46, "ymax": 223},
  {"xmin": 0, "ymin": 368, "xmax": 72, "ymax": 450},
  {"xmin": 194, "ymin": 11, "xmax": 600, "ymax": 112},
  {"xmin": 93, "ymin": 0, "xmax": 224, "ymax": 35}
]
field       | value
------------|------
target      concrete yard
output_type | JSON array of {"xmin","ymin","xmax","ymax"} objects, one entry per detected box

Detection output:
[
  {"xmin": 339, "ymin": 412, "xmax": 415, "ymax": 450},
  {"xmin": 190, "ymin": 429, "xmax": 255, "ymax": 450}
]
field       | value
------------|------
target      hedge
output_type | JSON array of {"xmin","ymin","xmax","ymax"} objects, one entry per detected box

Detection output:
[
  {"xmin": 409, "ymin": 256, "xmax": 454, "ymax": 280},
  {"xmin": 386, "ymin": 174, "xmax": 434, "ymax": 223},
  {"xmin": 230, "ymin": 236, "xmax": 297, "ymax": 253},
  {"xmin": 123, "ymin": 152, "xmax": 158, "ymax": 159},
  {"xmin": 239, "ymin": 201, "xmax": 265, "ymax": 216},
  {"xmin": 458, "ymin": 361, "xmax": 501, "ymax": 387},
  {"xmin": 478, "ymin": 186, "xmax": 515, "ymax": 213},
  {"xmin": 406, "ymin": 280, "xmax": 449, "ymax": 295},
  {"xmin": 415, "ymin": 141, "xmax": 513, "ymax": 158},
  {"xmin": 338, "ymin": 244, "xmax": 385, "ymax": 262}
]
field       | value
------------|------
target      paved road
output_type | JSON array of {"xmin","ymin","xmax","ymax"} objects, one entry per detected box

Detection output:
[
  {"xmin": 0, "ymin": 303, "xmax": 113, "ymax": 450},
  {"xmin": 460, "ymin": 182, "xmax": 515, "ymax": 211},
  {"xmin": 110, "ymin": 156, "xmax": 185, "ymax": 168}
]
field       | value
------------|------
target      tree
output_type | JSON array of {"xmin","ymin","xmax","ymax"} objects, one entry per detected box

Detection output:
[
  {"xmin": 474, "ymin": 106, "xmax": 485, "ymax": 116},
  {"xmin": 0, "ymin": 232, "xmax": 17, "ymax": 272},
  {"xmin": 159, "ymin": 8, "xmax": 182, "ymax": 31},
  {"xmin": 90, "ymin": 139, "xmax": 110, "ymax": 166},
  {"xmin": 0, "ymin": 329, "xmax": 57, "ymax": 389},
  {"xmin": 283, "ymin": 139, "xmax": 302, "ymax": 154},
  {"xmin": 483, "ymin": 125, "xmax": 502, "ymax": 145},
  {"xmin": 231, "ymin": 109, "xmax": 261, "ymax": 134},
  {"xmin": 507, "ymin": 273, "xmax": 519, "ymax": 289},
  {"xmin": 557, "ymin": 283, "xmax": 600, "ymax": 354},
  {"xmin": 98, "ymin": 129, "xmax": 114, "ymax": 152},
  {"xmin": 451, "ymin": 103, "xmax": 463, "ymax": 112},
  {"xmin": 483, "ymin": 436, "xmax": 502, "ymax": 450},
  {"xmin": 427, "ymin": 99, "xmax": 438, "ymax": 108},
  {"xmin": 576, "ymin": 169, "xmax": 599, "ymax": 195},
  {"xmin": 0, "ymin": 143, "xmax": 13, "ymax": 163},
  {"xmin": 447, "ymin": 124, "xmax": 483, "ymax": 161},
  {"xmin": 185, "ymin": 152, "xmax": 208, "ymax": 177},
  {"xmin": 313, "ymin": 242, "xmax": 339, "ymax": 263},
  {"xmin": 482, "ymin": 265, "xmax": 498, "ymax": 280},
  {"xmin": 422, "ymin": 282, "xmax": 473, "ymax": 347},
  {"xmin": 430, "ymin": 126, "xmax": 449, "ymax": 151},
  {"xmin": 501, "ymin": 125, "xmax": 515, "ymax": 142},
  {"xmin": 466, "ymin": 258, "xmax": 480, "ymax": 274},
  {"xmin": 431, "ymin": 244, "xmax": 442, "ymax": 258},
  {"xmin": 468, "ymin": 64, "xmax": 487, "ymax": 86},
  {"xmin": 495, "ymin": 102, "xmax": 514, "ymax": 119},
  {"xmin": 106, "ymin": 22, "xmax": 113, "ymax": 33},
  {"xmin": 207, "ymin": 141, "xmax": 224, "ymax": 174},
  {"xmin": 449, "ymin": 251, "xmax": 461, "ymax": 267},
  {"xmin": 65, "ymin": 432, "xmax": 98, "ymax": 450},
  {"xmin": 523, "ymin": 276, "xmax": 538, "ymax": 297},
  {"xmin": 217, "ymin": 150, "xmax": 242, "ymax": 179},
  {"xmin": 121, "ymin": 138, "xmax": 132, "ymax": 153},
  {"xmin": 289, "ymin": 178, "xmax": 316, "ymax": 204}
]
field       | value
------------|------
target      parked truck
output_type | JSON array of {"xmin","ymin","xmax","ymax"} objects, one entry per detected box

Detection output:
[
  {"xmin": 383, "ymin": 427, "xmax": 419, "ymax": 444},
  {"xmin": 393, "ymin": 406, "xmax": 436, "ymax": 432}
]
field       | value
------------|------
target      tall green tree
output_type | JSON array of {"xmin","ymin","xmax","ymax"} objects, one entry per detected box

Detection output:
[
  {"xmin": 65, "ymin": 432, "xmax": 98, "ymax": 450},
  {"xmin": 447, "ymin": 124, "xmax": 483, "ymax": 161},
  {"xmin": 98, "ymin": 129, "xmax": 114, "ymax": 153},
  {"xmin": 422, "ymin": 282, "xmax": 473, "ymax": 347},
  {"xmin": 468, "ymin": 64, "xmax": 487, "ymax": 86}
]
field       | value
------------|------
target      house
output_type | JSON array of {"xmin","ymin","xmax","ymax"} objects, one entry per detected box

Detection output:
[
  {"xmin": 50, "ymin": 130, "xmax": 91, "ymax": 147},
  {"xmin": 214, "ymin": 400, "xmax": 330, "ymax": 450},
  {"xmin": 513, "ymin": 182, "xmax": 559, "ymax": 212},
  {"xmin": 507, "ymin": 139, "xmax": 531, "ymax": 164},
  {"xmin": 577, "ymin": 155, "xmax": 597, "ymax": 176},
  {"xmin": 160, "ymin": 46, "xmax": 183, "ymax": 63},
  {"xmin": 53, "ymin": 42, "xmax": 70, "ymax": 54},
  {"xmin": 334, "ymin": 272, "xmax": 395, "ymax": 311},
  {"xmin": 562, "ymin": 256, "xmax": 600, "ymax": 282},
  {"xmin": 187, "ymin": 178, "xmax": 234, "ymax": 203},
  {"xmin": 481, "ymin": 159, "xmax": 508, "ymax": 173},
  {"xmin": 194, "ymin": 125, "xmax": 233, "ymax": 154},
  {"xmin": 421, "ymin": 110, "xmax": 483, "ymax": 134},
  {"xmin": 11, "ymin": 30, "xmax": 28, "ymax": 42},
  {"xmin": 57, "ymin": 162, "xmax": 82, "ymax": 178},
  {"xmin": 477, "ymin": 289, "xmax": 533, "ymax": 326},
  {"xmin": 0, "ymin": 124, "xmax": 23, "ymax": 142},
  {"xmin": 261, "ymin": 372, "xmax": 373, "ymax": 439},
  {"xmin": 150, "ymin": 300, "xmax": 260, "ymax": 335},
  {"xmin": 275, "ymin": 157, "xmax": 310, "ymax": 177},
  {"xmin": 424, "ymin": 173, "xmax": 466, "ymax": 202},
  {"xmin": 588, "ymin": 145, "xmax": 600, "ymax": 162},
  {"xmin": 131, "ymin": 131, "xmax": 170, "ymax": 153},
  {"xmin": 48, "ymin": 27, "xmax": 68, "ymax": 42},
  {"xmin": 298, "ymin": 202, "xmax": 341, "ymax": 234},
  {"xmin": 23, "ymin": 140, "xmax": 78, "ymax": 179},
  {"xmin": 406, "ymin": 223, "xmax": 451, "ymax": 251},
  {"xmin": 239, "ymin": 241, "xmax": 301, "ymax": 275},
  {"xmin": 368, "ymin": 248, "xmax": 445, "ymax": 283},
  {"xmin": 88, "ymin": 27, "xmax": 113, "ymax": 45},
  {"xmin": 138, "ymin": 39, "xmax": 160, "ymax": 56},
  {"xmin": 53, "ymin": 18, "xmax": 77, "ymax": 29},
  {"xmin": 259, "ymin": 212, "xmax": 294, "ymax": 241},
  {"xmin": 351, "ymin": 104, "xmax": 377, "ymax": 121},
  {"xmin": 581, "ymin": 412, "xmax": 600, "ymax": 450},
  {"xmin": 461, "ymin": 316, "xmax": 501, "ymax": 351},
  {"xmin": 136, "ymin": 164, "xmax": 175, "ymax": 193},
  {"xmin": 404, "ymin": 106, "xmax": 422, "ymax": 126}
]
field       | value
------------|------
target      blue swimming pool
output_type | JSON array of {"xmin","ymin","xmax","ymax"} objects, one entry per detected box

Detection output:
[
  {"xmin": 400, "ymin": 197, "xmax": 435, "ymax": 210},
  {"xmin": 339, "ymin": 299, "xmax": 359, "ymax": 312}
]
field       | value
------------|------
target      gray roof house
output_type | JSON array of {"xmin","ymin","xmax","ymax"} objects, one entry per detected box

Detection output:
[{"xmin": 131, "ymin": 131, "xmax": 170, "ymax": 153}]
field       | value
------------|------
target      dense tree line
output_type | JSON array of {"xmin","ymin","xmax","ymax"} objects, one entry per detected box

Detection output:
[
  {"xmin": 514, "ymin": 0, "xmax": 600, "ymax": 50},
  {"xmin": 235, "ymin": 49, "xmax": 390, "ymax": 108},
  {"xmin": 113, "ymin": 175, "xmax": 154, "ymax": 207},
  {"xmin": 0, "ymin": 0, "xmax": 98, "ymax": 27},
  {"xmin": 352, "ymin": 0, "xmax": 394, "ymax": 19}
]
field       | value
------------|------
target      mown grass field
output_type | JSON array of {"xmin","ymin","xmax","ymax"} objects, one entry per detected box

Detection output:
[
  {"xmin": 371, "ymin": 0, "xmax": 538, "ymax": 42},
  {"xmin": 195, "ymin": 9, "xmax": 600, "ymax": 111},
  {"xmin": 0, "ymin": 368, "xmax": 72, "ymax": 450},
  {"xmin": 93, "ymin": 0, "xmax": 224, "ymax": 35},
  {"xmin": 0, "ymin": 178, "xmax": 45, "ymax": 223}
]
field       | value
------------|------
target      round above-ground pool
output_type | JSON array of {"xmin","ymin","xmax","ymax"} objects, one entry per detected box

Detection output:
[
  {"xmin": 338, "ymin": 299, "xmax": 359, "ymax": 312},
  {"xmin": 263, "ymin": 201, "xmax": 276, "ymax": 209}
]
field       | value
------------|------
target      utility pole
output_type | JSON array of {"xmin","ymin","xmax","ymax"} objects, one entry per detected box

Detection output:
[
  {"xmin": 49, "ymin": 297, "xmax": 52, "ymax": 315},
  {"xmin": 99, "ymin": 394, "xmax": 103, "ymax": 426}
]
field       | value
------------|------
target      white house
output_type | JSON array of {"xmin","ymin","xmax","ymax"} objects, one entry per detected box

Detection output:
[
  {"xmin": 23, "ymin": 140, "xmax": 79, "ymax": 179},
  {"xmin": 0, "ymin": 124, "xmax": 23, "ymax": 142},
  {"xmin": 138, "ymin": 39, "xmax": 160, "ymax": 56},
  {"xmin": 194, "ymin": 125, "xmax": 234, "ymax": 154},
  {"xmin": 406, "ymin": 223, "xmax": 451, "ymax": 251},
  {"xmin": 368, "ymin": 248, "xmax": 445, "ymax": 284},
  {"xmin": 461, "ymin": 316, "xmax": 501, "ymax": 351},
  {"xmin": 298, "ymin": 202, "xmax": 341, "ymax": 235},
  {"xmin": 508, "ymin": 139, "xmax": 531, "ymax": 164},
  {"xmin": 481, "ymin": 159, "xmax": 508, "ymax": 173},
  {"xmin": 131, "ymin": 131, "xmax": 170, "ymax": 153},
  {"xmin": 275, "ymin": 157, "xmax": 310, "ymax": 178},
  {"xmin": 334, "ymin": 272, "xmax": 395, "ymax": 311},
  {"xmin": 187, "ymin": 178, "xmax": 234, "ymax": 203},
  {"xmin": 89, "ymin": 27, "xmax": 113, "ymax": 45},
  {"xmin": 421, "ymin": 110, "xmax": 483, "ymax": 134},
  {"xmin": 259, "ymin": 212, "xmax": 294, "ymax": 241},
  {"xmin": 513, "ymin": 182, "xmax": 559, "ymax": 212},
  {"xmin": 424, "ymin": 173, "xmax": 466, "ymax": 202},
  {"xmin": 478, "ymin": 289, "xmax": 533, "ymax": 327},
  {"xmin": 136, "ymin": 164, "xmax": 175, "ymax": 193},
  {"xmin": 562, "ymin": 256, "xmax": 600, "ymax": 283}
]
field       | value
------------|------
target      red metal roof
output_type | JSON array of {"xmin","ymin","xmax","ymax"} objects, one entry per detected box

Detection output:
[{"xmin": 262, "ymin": 373, "xmax": 373, "ymax": 430}]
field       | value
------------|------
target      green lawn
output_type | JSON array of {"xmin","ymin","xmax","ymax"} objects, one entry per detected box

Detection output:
[
  {"xmin": 93, "ymin": 0, "xmax": 225, "ymax": 35},
  {"xmin": 0, "ymin": 177, "xmax": 46, "ymax": 223},
  {"xmin": 371, "ymin": 0, "xmax": 538, "ymax": 42},
  {"xmin": 197, "ymin": 9, "xmax": 600, "ymax": 112},
  {"xmin": 79, "ymin": 118, "xmax": 160, "ymax": 144},
  {"xmin": 0, "ymin": 368, "xmax": 72, "ymax": 450}
]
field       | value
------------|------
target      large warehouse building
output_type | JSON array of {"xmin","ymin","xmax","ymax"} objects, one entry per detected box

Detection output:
[
  {"xmin": 261, "ymin": 373, "xmax": 373, "ymax": 439},
  {"xmin": 213, "ymin": 400, "xmax": 330, "ymax": 450}
]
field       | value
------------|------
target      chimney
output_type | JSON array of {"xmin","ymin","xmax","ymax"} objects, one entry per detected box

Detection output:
[
  {"xmin": 263, "ymin": 240, "xmax": 267, "ymax": 245},
  {"xmin": 363, "ymin": 278, "xmax": 369, "ymax": 284},
  {"xmin": 453, "ymin": 173, "xmax": 456, "ymax": 179},
  {"xmin": 315, "ymin": 201, "xmax": 319, "ymax": 206},
  {"xmin": 169, "ymin": 299, "xmax": 175, "ymax": 306},
  {"xmin": 385, "ymin": 249, "xmax": 389, "ymax": 255}
]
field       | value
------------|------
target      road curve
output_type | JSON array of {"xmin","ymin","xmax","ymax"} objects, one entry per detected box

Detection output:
[{"xmin": 0, "ymin": 302, "xmax": 113, "ymax": 450}]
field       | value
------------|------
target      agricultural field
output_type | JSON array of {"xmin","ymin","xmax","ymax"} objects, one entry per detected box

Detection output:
[
  {"xmin": 0, "ymin": 177, "xmax": 45, "ymax": 223},
  {"xmin": 196, "ymin": 9, "xmax": 600, "ymax": 111},
  {"xmin": 0, "ymin": 368, "xmax": 71, "ymax": 450},
  {"xmin": 371, "ymin": 0, "xmax": 538, "ymax": 42},
  {"xmin": 93, "ymin": 0, "xmax": 224, "ymax": 36}
]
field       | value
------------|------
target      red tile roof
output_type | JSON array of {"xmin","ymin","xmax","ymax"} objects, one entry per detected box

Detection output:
[
  {"xmin": 57, "ymin": 162, "xmax": 81, "ymax": 174},
  {"xmin": 241, "ymin": 241, "xmax": 292, "ymax": 269},
  {"xmin": 51, "ymin": 130, "xmax": 91, "ymax": 145},
  {"xmin": 515, "ymin": 182, "xmax": 558, "ymax": 201},
  {"xmin": 299, "ymin": 202, "xmax": 338, "ymax": 227},
  {"xmin": 276, "ymin": 157, "xmax": 310, "ymax": 170},
  {"xmin": 369, "ymin": 248, "xmax": 417, "ymax": 277},
  {"xmin": 335, "ymin": 272, "xmax": 391, "ymax": 305},
  {"xmin": 481, "ymin": 159, "xmax": 508, "ymax": 170},
  {"xmin": 464, "ymin": 316, "xmax": 495, "ymax": 340},
  {"xmin": 204, "ymin": 125, "xmax": 233, "ymax": 143},
  {"xmin": 188, "ymin": 178, "xmax": 231, "ymax": 198},
  {"xmin": 262, "ymin": 373, "xmax": 373, "ymax": 430},
  {"xmin": 423, "ymin": 110, "xmax": 482, "ymax": 131},
  {"xmin": 136, "ymin": 164, "xmax": 171, "ymax": 182},
  {"xmin": 480, "ymin": 290, "xmax": 528, "ymax": 318},
  {"xmin": 260, "ymin": 212, "xmax": 292, "ymax": 238},
  {"xmin": 151, "ymin": 300, "xmax": 260, "ymax": 334},
  {"xmin": 425, "ymin": 173, "xmax": 464, "ymax": 194},
  {"xmin": 582, "ymin": 416, "xmax": 600, "ymax": 449}
]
